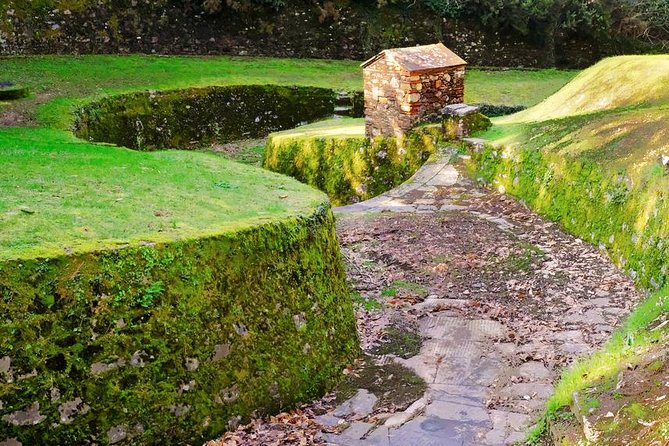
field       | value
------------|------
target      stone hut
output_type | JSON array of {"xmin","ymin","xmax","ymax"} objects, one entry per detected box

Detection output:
[{"xmin": 361, "ymin": 43, "xmax": 467, "ymax": 138}]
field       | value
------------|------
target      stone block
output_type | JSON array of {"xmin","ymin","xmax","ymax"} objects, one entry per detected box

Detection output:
[{"xmin": 333, "ymin": 389, "xmax": 379, "ymax": 418}]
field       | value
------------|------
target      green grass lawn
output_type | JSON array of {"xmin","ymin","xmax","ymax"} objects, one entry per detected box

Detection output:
[
  {"xmin": 0, "ymin": 127, "xmax": 325, "ymax": 260},
  {"xmin": 269, "ymin": 117, "xmax": 365, "ymax": 142},
  {"xmin": 0, "ymin": 54, "xmax": 576, "ymax": 260}
]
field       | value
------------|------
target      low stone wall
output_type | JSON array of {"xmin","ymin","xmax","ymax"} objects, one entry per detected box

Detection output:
[
  {"xmin": 0, "ymin": 1, "xmax": 649, "ymax": 68},
  {"xmin": 263, "ymin": 123, "xmax": 470, "ymax": 206},
  {"xmin": 74, "ymin": 85, "xmax": 345, "ymax": 151},
  {"xmin": 264, "ymin": 112, "xmax": 492, "ymax": 205},
  {"xmin": 0, "ymin": 205, "xmax": 358, "ymax": 445},
  {"xmin": 466, "ymin": 140, "xmax": 669, "ymax": 291}
]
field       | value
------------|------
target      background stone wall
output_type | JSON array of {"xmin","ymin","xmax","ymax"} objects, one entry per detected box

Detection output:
[{"xmin": 0, "ymin": 0, "xmax": 648, "ymax": 68}]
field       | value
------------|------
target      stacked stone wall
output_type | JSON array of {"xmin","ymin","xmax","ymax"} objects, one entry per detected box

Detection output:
[
  {"xmin": 0, "ymin": 2, "xmax": 650, "ymax": 68},
  {"xmin": 408, "ymin": 68, "xmax": 465, "ymax": 116},
  {"xmin": 363, "ymin": 59, "xmax": 404, "ymax": 138},
  {"xmin": 364, "ymin": 62, "xmax": 465, "ymax": 138}
]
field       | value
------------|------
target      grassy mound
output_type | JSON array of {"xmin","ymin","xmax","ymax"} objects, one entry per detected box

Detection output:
[
  {"xmin": 0, "ymin": 56, "xmax": 366, "ymax": 444},
  {"xmin": 0, "ymin": 128, "xmax": 329, "ymax": 260},
  {"xmin": 498, "ymin": 55, "xmax": 669, "ymax": 123},
  {"xmin": 0, "ymin": 127, "xmax": 359, "ymax": 444},
  {"xmin": 464, "ymin": 54, "xmax": 669, "ymax": 442}
]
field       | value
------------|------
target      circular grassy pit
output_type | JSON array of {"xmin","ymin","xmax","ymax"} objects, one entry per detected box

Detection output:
[
  {"xmin": 74, "ymin": 85, "xmax": 344, "ymax": 150},
  {"xmin": 0, "ymin": 82, "xmax": 29, "ymax": 101},
  {"xmin": 0, "ymin": 87, "xmax": 358, "ymax": 444}
]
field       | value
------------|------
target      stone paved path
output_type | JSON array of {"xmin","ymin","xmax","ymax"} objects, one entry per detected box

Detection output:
[{"xmin": 318, "ymin": 155, "xmax": 642, "ymax": 446}]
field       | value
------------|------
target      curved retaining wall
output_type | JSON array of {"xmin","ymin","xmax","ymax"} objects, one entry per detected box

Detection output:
[
  {"xmin": 74, "ymin": 85, "xmax": 351, "ymax": 151},
  {"xmin": 467, "ymin": 142, "xmax": 669, "ymax": 291},
  {"xmin": 264, "ymin": 114, "xmax": 491, "ymax": 206},
  {"xmin": 0, "ymin": 201, "xmax": 358, "ymax": 444},
  {"xmin": 263, "ymin": 129, "xmax": 437, "ymax": 206}
]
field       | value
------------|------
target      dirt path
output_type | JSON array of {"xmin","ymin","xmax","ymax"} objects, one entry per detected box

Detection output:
[{"xmin": 211, "ymin": 156, "xmax": 641, "ymax": 446}]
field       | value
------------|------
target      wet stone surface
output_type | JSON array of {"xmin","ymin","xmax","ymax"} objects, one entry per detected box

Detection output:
[{"xmin": 210, "ymin": 156, "xmax": 641, "ymax": 445}]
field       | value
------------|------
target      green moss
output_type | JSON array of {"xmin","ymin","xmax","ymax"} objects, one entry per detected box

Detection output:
[
  {"xmin": 622, "ymin": 402, "xmax": 650, "ymax": 421},
  {"xmin": 264, "ymin": 119, "xmax": 450, "ymax": 206},
  {"xmin": 371, "ymin": 326, "xmax": 422, "ymax": 359},
  {"xmin": 333, "ymin": 355, "xmax": 426, "ymax": 410},
  {"xmin": 383, "ymin": 280, "xmax": 428, "ymax": 298},
  {"xmin": 441, "ymin": 112, "xmax": 492, "ymax": 140},
  {"xmin": 351, "ymin": 291, "xmax": 383, "ymax": 311},
  {"xmin": 502, "ymin": 242, "xmax": 545, "ymax": 272},
  {"xmin": 0, "ymin": 205, "xmax": 359, "ymax": 445}
]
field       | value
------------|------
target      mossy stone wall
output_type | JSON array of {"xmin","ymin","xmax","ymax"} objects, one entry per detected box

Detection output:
[
  {"xmin": 467, "ymin": 144, "xmax": 669, "ymax": 290},
  {"xmin": 0, "ymin": 1, "xmax": 651, "ymax": 68},
  {"xmin": 74, "ymin": 85, "xmax": 341, "ymax": 151},
  {"xmin": 0, "ymin": 205, "xmax": 358, "ymax": 445},
  {"xmin": 263, "ymin": 125, "xmax": 448, "ymax": 206}
]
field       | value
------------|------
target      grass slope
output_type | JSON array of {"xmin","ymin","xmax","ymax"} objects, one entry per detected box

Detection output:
[{"xmin": 498, "ymin": 55, "xmax": 669, "ymax": 123}]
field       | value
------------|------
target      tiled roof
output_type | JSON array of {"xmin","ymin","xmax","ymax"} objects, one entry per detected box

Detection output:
[{"xmin": 361, "ymin": 43, "xmax": 467, "ymax": 72}]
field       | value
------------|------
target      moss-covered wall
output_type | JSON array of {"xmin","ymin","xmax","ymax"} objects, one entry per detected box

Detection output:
[
  {"xmin": 0, "ymin": 205, "xmax": 358, "ymax": 445},
  {"xmin": 263, "ymin": 126, "xmax": 447, "ymax": 206},
  {"xmin": 466, "ymin": 141, "xmax": 669, "ymax": 291},
  {"xmin": 263, "ymin": 113, "xmax": 491, "ymax": 206},
  {"xmin": 74, "ymin": 85, "xmax": 344, "ymax": 151},
  {"xmin": 0, "ymin": 1, "xmax": 652, "ymax": 68}
]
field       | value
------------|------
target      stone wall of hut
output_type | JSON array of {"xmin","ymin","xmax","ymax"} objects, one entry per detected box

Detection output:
[{"xmin": 364, "ymin": 63, "xmax": 465, "ymax": 137}]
